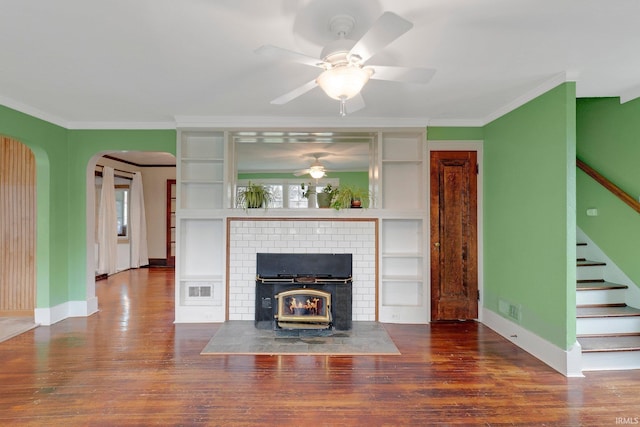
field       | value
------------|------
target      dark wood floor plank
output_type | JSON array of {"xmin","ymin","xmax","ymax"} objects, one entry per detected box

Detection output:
[{"xmin": 1, "ymin": 268, "xmax": 639, "ymax": 426}]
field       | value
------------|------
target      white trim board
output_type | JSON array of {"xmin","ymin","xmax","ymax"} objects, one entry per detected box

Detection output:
[
  {"xmin": 482, "ymin": 308, "xmax": 583, "ymax": 377},
  {"xmin": 35, "ymin": 298, "xmax": 98, "ymax": 326}
]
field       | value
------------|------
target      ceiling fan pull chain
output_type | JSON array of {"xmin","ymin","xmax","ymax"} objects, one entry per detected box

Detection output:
[{"xmin": 340, "ymin": 99, "xmax": 347, "ymax": 117}]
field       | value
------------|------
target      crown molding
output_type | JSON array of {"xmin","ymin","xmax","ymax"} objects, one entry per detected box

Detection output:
[
  {"xmin": 66, "ymin": 121, "xmax": 177, "ymax": 130},
  {"xmin": 0, "ymin": 95, "xmax": 68, "ymax": 128},
  {"xmin": 427, "ymin": 118, "xmax": 485, "ymax": 127},
  {"xmin": 482, "ymin": 72, "xmax": 573, "ymax": 125}
]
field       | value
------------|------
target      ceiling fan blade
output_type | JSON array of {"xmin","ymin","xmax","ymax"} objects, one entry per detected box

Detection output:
[
  {"xmin": 270, "ymin": 79, "xmax": 318, "ymax": 105},
  {"xmin": 294, "ymin": 169, "xmax": 311, "ymax": 177},
  {"xmin": 349, "ymin": 12, "xmax": 413, "ymax": 64},
  {"xmin": 370, "ymin": 66, "xmax": 436, "ymax": 84},
  {"xmin": 255, "ymin": 44, "xmax": 323, "ymax": 68}
]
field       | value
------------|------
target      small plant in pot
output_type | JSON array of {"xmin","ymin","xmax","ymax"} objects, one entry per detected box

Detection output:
[
  {"xmin": 236, "ymin": 181, "xmax": 273, "ymax": 211},
  {"xmin": 316, "ymin": 183, "xmax": 337, "ymax": 208},
  {"xmin": 330, "ymin": 184, "xmax": 370, "ymax": 210}
]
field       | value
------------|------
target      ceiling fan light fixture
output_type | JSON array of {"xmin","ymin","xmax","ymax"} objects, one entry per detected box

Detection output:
[
  {"xmin": 316, "ymin": 65, "xmax": 373, "ymax": 101},
  {"xmin": 309, "ymin": 165, "xmax": 326, "ymax": 179}
]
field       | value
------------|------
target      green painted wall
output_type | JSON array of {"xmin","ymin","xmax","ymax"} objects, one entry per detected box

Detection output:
[
  {"xmin": 576, "ymin": 97, "xmax": 640, "ymax": 286},
  {"xmin": 427, "ymin": 126, "xmax": 484, "ymax": 141},
  {"xmin": 483, "ymin": 83, "xmax": 576, "ymax": 349},
  {"xmin": 0, "ymin": 106, "xmax": 68, "ymax": 308},
  {"xmin": 0, "ymin": 104, "xmax": 177, "ymax": 309}
]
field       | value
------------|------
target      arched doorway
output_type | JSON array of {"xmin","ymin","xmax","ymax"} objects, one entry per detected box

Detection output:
[
  {"xmin": 0, "ymin": 136, "xmax": 36, "ymax": 316},
  {"xmin": 86, "ymin": 151, "xmax": 176, "ymax": 302}
]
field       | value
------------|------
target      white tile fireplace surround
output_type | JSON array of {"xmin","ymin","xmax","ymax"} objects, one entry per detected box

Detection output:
[{"xmin": 228, "ymin": 219, "xmax": 377, "ymax": 321}]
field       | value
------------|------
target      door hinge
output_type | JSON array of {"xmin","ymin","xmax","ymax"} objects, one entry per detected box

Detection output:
[
  {"xmin": 476, "ymin": 163, "xmax": 479, "ymax": 175},
  {"xmin": 477, "ymin": 290, "xmax": 480, "ymax": 300}
]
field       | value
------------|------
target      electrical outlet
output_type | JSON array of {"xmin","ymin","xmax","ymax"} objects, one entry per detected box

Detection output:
[{"xmin": 499, "ymin": 298, "xmax": 521, "ymax": 323}]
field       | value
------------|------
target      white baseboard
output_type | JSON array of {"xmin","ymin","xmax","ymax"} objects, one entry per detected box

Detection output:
[
  {"xmin": 482, "ymin": 308, "xmax": 584, "ymax": 377},
  {"xmin": 35, "ymin": 298, "xmax": 99, "ymax": 326}
]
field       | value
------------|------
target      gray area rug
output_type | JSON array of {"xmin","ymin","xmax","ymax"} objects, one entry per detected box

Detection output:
[
  {"xmin": 201, "ymin": 321, "xmax": 400, "ymax": 355},
  {"xmin": 0, "ymin": 317, "xmax": 37, "ymax": 343}
]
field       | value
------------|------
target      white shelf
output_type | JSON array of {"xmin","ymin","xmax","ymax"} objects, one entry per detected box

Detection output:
[
  {"xmin": 181, "ymin": 157, "xmax": 224, "ymax": 162},
  {"xmin": 381, "ymin": 275, "xmax": 423, "ymax": 282},
  {"xmin": 382, "ymin": 252, "xmax": 423, "ymax": 258},
  {"xmin": 381, "ymin": 281, "xmax": 423, "ymax": 307},
  {"xmin": 180, "ymin": 275, "xmax": 223, "ymax": 281},
  {"xmin": 381, "ymin": 159, "xmax": 422, "ymax": 164}
]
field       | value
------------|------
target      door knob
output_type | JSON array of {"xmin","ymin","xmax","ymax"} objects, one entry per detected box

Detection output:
[{"xmin": 434, "ymin": 242, "xmax": 440, "ymax": 248}]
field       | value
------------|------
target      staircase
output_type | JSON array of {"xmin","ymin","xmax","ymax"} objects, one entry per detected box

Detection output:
[{"xmin": 576, "ymin": 242, "xmax": 640, "ymax": 371}]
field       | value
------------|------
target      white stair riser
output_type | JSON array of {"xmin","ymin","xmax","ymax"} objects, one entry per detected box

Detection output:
[
  {"xmin": 576, "ymin": 265, "xmax": 606, "ymax": 281},
  {"xmin": 576, "ymin": 289, "xmax": 627, "ymax": 306},
  {"xmin": 577, "ymin": 316, "xmax": 640, "ymax": 335},
  {"xmin": 581, "ymin": 351, "xmax": 640, "ymax": 371}
]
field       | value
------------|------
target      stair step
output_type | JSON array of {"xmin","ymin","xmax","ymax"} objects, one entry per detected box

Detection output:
[
  {"xmin": 576, "ymin": 281, "xmax": 628, "ymax": 291},
  {"xmin": 577, "ymin": 259, "xmax": 606, "ymax": 267},
  {"xmin": 576, "ymin": 305, "xmax": 640, "ymax": 317},
  {"xmin": 578, "ymin": 334, "xmax": 640, "ymax": 352}
]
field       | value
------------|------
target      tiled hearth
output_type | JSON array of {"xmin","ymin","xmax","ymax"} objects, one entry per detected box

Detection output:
[{"xmin": 227, "ymin": 219, "xmax": 377, "ymax": 321}]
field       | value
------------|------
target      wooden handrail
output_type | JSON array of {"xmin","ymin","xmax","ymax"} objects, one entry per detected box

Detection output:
[{"xmin": 577, "ymin": 158, "xmax": 640, "ymax": 215}]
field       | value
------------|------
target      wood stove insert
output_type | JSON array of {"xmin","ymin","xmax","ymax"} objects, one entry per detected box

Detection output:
[{"xmin": 255, "ymin": 253, "xmax": 353, "ymax": 331}]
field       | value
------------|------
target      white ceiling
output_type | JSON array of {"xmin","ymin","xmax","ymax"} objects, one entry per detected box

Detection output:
[
  {"xmin": 3, "ymin": 1, "xmax": 640, "ymax": 168},
  {"xmin": 2, "ymin": 0, "xmax": 640, "ymax": 127}
]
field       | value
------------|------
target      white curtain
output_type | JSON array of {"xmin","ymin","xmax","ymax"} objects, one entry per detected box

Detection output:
[
  {"xmin": 97, "ymin": 167, "xmax": 118, "ymax": 275},
  {"xmin": 130, "ymin": 172, "xmax": 149, "ymax": 268}
]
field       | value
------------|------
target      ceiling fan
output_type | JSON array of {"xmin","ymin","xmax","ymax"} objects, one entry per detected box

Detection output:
[
  {"xmin": 256, "ymin": 11, "xmax": 436, "ymax": 116},
  {"xmin": 294, "ymin": 154, "xmax": 329, "ymax": 179}
]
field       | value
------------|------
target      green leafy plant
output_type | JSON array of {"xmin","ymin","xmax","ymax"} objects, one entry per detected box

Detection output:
[
  {"xmin": 330, "ymin": 184, "xmax": 370, "ymax": 210},
  {"xmin": 236, "ymin": 182, "xmax": 273, "ymax": 211}
]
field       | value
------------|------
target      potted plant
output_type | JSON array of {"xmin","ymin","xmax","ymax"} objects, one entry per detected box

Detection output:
[
  {"xmin": 316, "ymin": 184, "xmax": 337, "ymax": 208},
  {"xmin": 236, "ymin": 181, "xmax": 273, "ymax": 210},
  {"xmin": 330, "ymin": 184, "xmax": 370, "ymax": 210}
]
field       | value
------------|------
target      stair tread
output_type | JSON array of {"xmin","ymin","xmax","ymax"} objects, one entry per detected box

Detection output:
[
  {"xmin": 577, "ymin": 259, "xmax": 606, "ymax": 267},
  {"xmin": 578, "ymin": 335, "xmax": 640, "ymax": 352},
  {"xmin": 577, "ymin": 305, "xmax": 640, "ymax": 318},
  {"xmin": 576, "ymin": 281, "xmax": 629, "ymax": 291}
]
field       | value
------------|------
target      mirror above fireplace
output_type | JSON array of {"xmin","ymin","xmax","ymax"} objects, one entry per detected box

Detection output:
[{"xmin": 233, "ymin": 130, "xmax": 374, "ymax": 175}]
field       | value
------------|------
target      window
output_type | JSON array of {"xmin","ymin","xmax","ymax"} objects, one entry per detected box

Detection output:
[
  {"xmin": 236, "ymin": 179, "xmax": 338, "ymax": 208},
  {"xmin": 115, "ymin": 185, "xmax": 129, "ymax": 238}
]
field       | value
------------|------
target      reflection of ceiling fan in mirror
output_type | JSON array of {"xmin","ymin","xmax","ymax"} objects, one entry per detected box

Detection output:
[
  {"xmin": 256, "ymin": 11, "xmax": 436, "ymax": 116},
  {"xmin": 294, "ymin": 153, "xmax": 329, "ymax": 179}
]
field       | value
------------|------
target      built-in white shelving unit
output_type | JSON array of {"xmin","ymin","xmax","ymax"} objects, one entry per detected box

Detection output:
[
  {"xmin": 378, "ymin": 131, "xmax": 429, "ymax": 323},
  {"xmin": 174, "ymin": 128, "xmax": 429, "ymax": 324},
  {"xmin": 175, "ymin": 131, "xmax": 227, "ymax": 322}
]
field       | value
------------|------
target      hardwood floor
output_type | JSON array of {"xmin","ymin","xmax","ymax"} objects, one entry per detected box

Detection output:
[{"xmin": 1, "ymin": 268, "xmax": 639, "ymax": 426}]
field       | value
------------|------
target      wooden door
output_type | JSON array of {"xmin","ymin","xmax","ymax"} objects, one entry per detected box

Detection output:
[
  {"xmin": 430, "ymin": 151, "xmax": 478, "ymax": 321},
  {"xmin": 1, "ymin": 136, "xmax": 36, "ymax": 316},
  {"xmin": 166, "ymin": 179, "xmax": 176, "ymax": 267}
]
